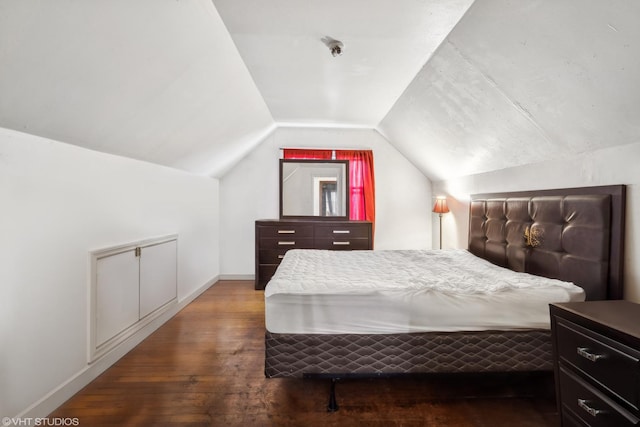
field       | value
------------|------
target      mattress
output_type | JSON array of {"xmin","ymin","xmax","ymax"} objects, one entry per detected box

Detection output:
[{"xmin": 265, "ymin": 249, "xmax": 585, "ymax": 334}]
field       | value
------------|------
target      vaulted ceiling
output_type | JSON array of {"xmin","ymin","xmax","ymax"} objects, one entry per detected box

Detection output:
[
  {"xmin": 1, "ymin": 1, "xmax": 638, "ymax": 180},
  {"xmin": 212, "ymin": 0, "xmax": 473, "ymax": 127}
]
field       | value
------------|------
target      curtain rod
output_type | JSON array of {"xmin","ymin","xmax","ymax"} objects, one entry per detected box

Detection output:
[
  {"xmin": 278, "ymin": 147, "xmax": 371, "ymax": 150},
  {"xmin": 278, "ymin": 148, "xmax": 372, "ymax": 159}
]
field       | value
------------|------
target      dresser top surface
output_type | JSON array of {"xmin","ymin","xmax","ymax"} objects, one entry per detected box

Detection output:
[
  {"xmin": 256, "ymin": 219, "xmax": 371, "ymax": 225},
  {"xmin": 551, "ymin": 300, "xmax": 640, "ymax": 340}
]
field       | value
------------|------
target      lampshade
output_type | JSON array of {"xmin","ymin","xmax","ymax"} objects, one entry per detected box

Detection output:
[{"xmin": 432, "ymin": 198, "xmax": 450, "ymax": 214}]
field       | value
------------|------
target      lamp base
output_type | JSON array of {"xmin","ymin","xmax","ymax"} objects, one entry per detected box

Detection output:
[{"xmin": 438, "ymin": 213, "xmax": 443, "ymax": 250}]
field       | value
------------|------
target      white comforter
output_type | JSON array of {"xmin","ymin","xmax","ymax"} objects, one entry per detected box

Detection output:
[{"xmin": 264, "ymin": 249, "xmax": 586, "ymax": 334}]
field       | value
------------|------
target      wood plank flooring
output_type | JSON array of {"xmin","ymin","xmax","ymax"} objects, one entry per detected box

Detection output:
[{"xmin": 51, "ymin": 281, "xmax": 559, "ymax": 426}]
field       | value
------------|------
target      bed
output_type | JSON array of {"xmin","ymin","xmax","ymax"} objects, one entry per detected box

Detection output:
[{"xmin": 263, "ymin": 185, "xmax": 626, "ymax": 405}]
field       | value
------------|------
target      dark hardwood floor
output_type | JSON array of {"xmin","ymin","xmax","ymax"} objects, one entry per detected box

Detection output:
[{"xmin": 51, "ymin": 281, "xmax": 559, "ymax": 426}]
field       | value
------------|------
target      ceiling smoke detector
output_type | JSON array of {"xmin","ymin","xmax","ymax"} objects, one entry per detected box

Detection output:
[{"xmin": 321, "ymin": 37, "xmax": 344, "ymax": 57}]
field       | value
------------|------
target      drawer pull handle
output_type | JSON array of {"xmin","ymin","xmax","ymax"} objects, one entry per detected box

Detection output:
[
  {"xmin": 333, "ymin": 241, "xmax": 351, "ymax": 246},
  {"xmin": 277, "ymin": 255, "xmax": 285, "ymax": 259},
  {"xmin": 578, "ymin": 399, "xmax": 603, "ymax": 417},
  {"xmin": 577, "ymin": 347, "xmax": 605, "ymax": 362},
  {"xmin": 333, "ymin": 230, "xmax": 351, "ymax": 234},
  {"xmin": 278, "ymin": 241, "xmax": 296, "ymax": 246},
  {"xmin": 277, "ymin": 230, "xmax": 295, "ymax": 234}
]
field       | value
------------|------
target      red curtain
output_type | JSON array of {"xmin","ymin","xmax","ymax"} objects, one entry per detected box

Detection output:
[
  {"xmin": 283, "ymin": 149, "xmax": 332, "ymax": 160},
  {"xmin": 336, "ymin": 150, "xmax": 375, "ymax": 225}
]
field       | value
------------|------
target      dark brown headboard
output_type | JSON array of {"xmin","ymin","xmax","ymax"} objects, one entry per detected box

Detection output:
[{"xmin": 468, "ymin": 185, "xmax": 626, "ymax": 301}]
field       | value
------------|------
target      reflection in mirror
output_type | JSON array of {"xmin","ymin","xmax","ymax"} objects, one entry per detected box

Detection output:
[
  {"xmin": 319, "ymin": 179, "xmax": 337, "ymax": 216},
  {"xmin": 280, "ymin": 159, "xmax": 349, "ymax": 219}
]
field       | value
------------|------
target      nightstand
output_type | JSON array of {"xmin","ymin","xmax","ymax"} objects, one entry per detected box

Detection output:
[{"xmin": 550, "ymin": 301, "xmax": 640, "ymax": 427}]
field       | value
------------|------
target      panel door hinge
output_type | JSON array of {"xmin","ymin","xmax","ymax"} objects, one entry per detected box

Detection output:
[{"xmin": 135, "ymin": 247, "xmax": 141, "ymax": 257}]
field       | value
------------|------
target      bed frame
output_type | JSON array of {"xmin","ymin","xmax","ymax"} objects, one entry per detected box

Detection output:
[{"xmin": 264, "ymin": 185, "xmax": 626, "ymax": 410}]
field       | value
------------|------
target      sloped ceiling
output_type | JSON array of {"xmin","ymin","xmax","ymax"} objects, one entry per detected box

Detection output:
[
  {"xmin": 379, "ymin": 0, "xmax": 640, "ymax": 181},
  {"xmin": 0, "ymin": 0, "xmax": 274, "ymax": 177},
  {"xmin": 1, "ymin": 1, "xmax": 639, "ymax": 181}
]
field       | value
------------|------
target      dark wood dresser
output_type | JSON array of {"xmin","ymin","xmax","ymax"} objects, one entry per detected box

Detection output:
[
  {"xmin": 550, "ymin": 301, "xmax": 640, "ymax": 427},
  {"xmin": 254, "ymin": 219, "xmax": 372, "ymax": 290}
]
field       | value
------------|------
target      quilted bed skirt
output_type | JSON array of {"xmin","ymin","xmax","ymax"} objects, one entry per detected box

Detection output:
[{"xmin": 264, "ymin": 329, "xmax": 553, "ymax": 378}]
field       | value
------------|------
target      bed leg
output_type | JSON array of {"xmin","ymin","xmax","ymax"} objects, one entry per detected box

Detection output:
[{"xmin": 327, "ymin": 378, "xmax": 339, "ymax": 412}]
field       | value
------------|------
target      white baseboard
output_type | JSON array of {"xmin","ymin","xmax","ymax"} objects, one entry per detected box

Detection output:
[
  {"xmin": 17, "ymin": 275, "xmax": 219, "ymax": 419},
  {"xmin": 219, "ymin": 274, "xmax": 254, "ymax": 281}
]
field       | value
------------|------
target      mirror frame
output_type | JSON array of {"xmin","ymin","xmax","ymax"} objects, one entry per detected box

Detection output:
[{"xmin": 279, "ymin": 159, "xmax": 350, "ymax": 220}]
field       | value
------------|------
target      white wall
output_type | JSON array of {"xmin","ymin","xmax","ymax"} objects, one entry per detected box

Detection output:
[
  {"xmin": 219, "ymin": 126, "xmax": 432, "ymax": 277},
  {"xmin": 433, "ymin": 142, "xmax": 640, "ymax": 302},
  {"xmin": 0, "ymin": 128, "xmax": 220, "ymax": 418}
]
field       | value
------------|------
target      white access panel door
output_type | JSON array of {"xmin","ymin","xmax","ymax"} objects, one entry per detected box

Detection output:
[
  {"xmin": 139, "ymin": 239, "xmax": 177, "ymax": 319},
  {"xmin": 96, "ymin": 249, "xmax": 140, "ymax": 347}
]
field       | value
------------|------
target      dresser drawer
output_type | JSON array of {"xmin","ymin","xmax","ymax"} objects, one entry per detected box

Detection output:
[
  {"xmin": 314, "ymin": 238, "xmax": 371, "ymax": 250},
  {"xmin": 314, "ymin": 224, "xmax": 370, "ymax": 239},
  {"xmin": 561, "ymin": 409, "xmax": 589, "ymax": 427},
  {"xmin": 257, "ymin": 225, "xmax": 313, "ymax": 238},
  {"xmin": 557, "ymin": 318, "xmax": 640, "ymax": 410},
  {"xmin": 259, "ymin": 248, "xmax": 292, "ymax": 264},
  {"xmin": 559, "ymin": 366, "xmax": 640, "ymax": 427},
  {"xmin": 258, "ymin": 237, "xmax": 314, "ymax": 251},
  {"xmin": 257, "ymin": 265, "xmax": 279, "ymax": 288}
]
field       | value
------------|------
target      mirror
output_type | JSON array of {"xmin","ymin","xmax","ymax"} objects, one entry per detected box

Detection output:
[{"xmin": 280, "ymin": 159, "xmax": 349, "ymax": 219}]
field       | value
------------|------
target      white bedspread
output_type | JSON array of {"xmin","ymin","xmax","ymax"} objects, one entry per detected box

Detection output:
[{"xmin": 264, "ymin": 249, "xmax": 585, "ymax": 334}]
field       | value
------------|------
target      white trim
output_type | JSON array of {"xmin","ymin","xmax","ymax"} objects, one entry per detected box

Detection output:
[
  {"xmin": 219, "ymin": 274, "xmax": 254, "ymax": 281},
  {"xmin": 88, "ymin": 234, "xmax": 178, "ymax": 258}
]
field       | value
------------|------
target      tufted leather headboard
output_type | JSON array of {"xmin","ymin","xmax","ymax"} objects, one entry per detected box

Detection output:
[{"xmin": 468, "ymin": 185, "xmax": 626, "ymax": 301}]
